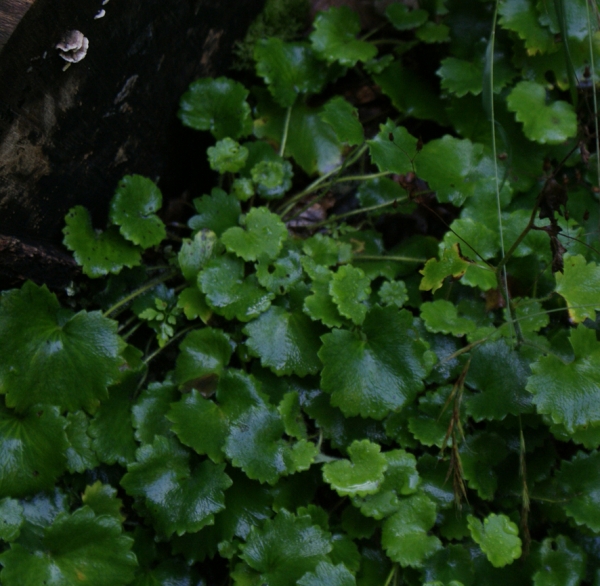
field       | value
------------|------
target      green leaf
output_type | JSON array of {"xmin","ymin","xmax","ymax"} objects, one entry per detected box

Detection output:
[
  {"xmin": 65, "ymin": 411, "xmax": 99, "ymax": 473},
  {"xmin": 254, "ymin": 39, "xmax": 327, "ymax": 107},
  {"xmin": 304, "ymin": 266, "xmax": 344, "ymax": 328},
  {"xmin": 419, "ymin": 244, "xmax": 470, "ymax": 293},
  {"xmin": 175, "ymin": 327, "xmax": 233, "ymax": 387},
  {"xmin": 386, "ymin": 3, "xmax": 428, "ymax": 30},
  {"xmin": 244, "ymin": 306, "xmax": 324, "ymax": 377},
  {"xmin": 527, "ymin": 325, "xmax": 600, "ymax": 433},
  {"xmin": 0, "ymin": 498, "xmax": 23, "ymax": 542},
  {"xmin": 467, "ymin": 513, "xmax": 522, "ymax": 568},
  {"xmin": 298, "ymin": 561, "xmax": 356, "ymax": 586},
  {"xmin": 178, "ymin": 229, "xmax": 218, "ymax": 282},
  {"xmin": 82, "ymin": 482, "xmax": 124, "ymax": 522},
  {"xmin": 320, "ymin": 96, "xmax": 363, "ymax": 146},
  {"xmin": 132, "ymin": 380, "xmax": 178, "ymax": 444},
  {"xmin": 0, "ymin": 506, "xmax": 137, "ymax": 586},
  {"xmin": 555, "ymin": 254, "xmax": 600, "ymax": 323},
  {"xmin": 319, "ymin": 306, "xmax": 432, "ymax": 419},
  {"xmin": 177, "ymin": 287, "xmax": 212, "ymax": 322},
  {"xmin": 241, "ymin": 509, "xmax": 332, "ymax": 586},
  {"xmin": 329, "ymin": 265, "xmax": 371, "ymax": 326},
  {"xmin": 460, "ymin": 432, "xmax": 508, "ymax": 500},
  {"xmin": 121, "ymin": 436, "xmax": 232, "ymax": 538},
  {"xmin": 437, "ymin": 57, "xmax": 484, "ymax": 97},
  {"xmin": 368, "ymin": 120, "xmax": 418, "ymax": 175},
  {"xmin": 382, "ymin": 493, "xmax": 441, "ymax": 567},
  {"xmin": 310, "ymin": 6, "xmax": 377, "ymax": 66},
  {"xmin": 506, "ymin": 82, "xmax": 577, "ymax": 144},
  {"xmin": 199, "ymin": 254, "xmax": 274, "ymax": 322},
  {"xmin": 109, "ymin": 175, "xmax": 166, "ymax": 248},
  {"xmin": 251, "ymin": 159, "xmax": 294, "ymax": 200},
  {"xmin": 465, "ymin": 341, "xmax": 533, "ymax": 420},
  {"xmin": 378, "ymin": 280, "xmax": 408, "ymax": 308},
  {"xmin": 207, "ymin": 138, "xmax": 249, "ymax": 173},
  {"xmin": 357, "ymin": 177, "xmax": 409, "ymax": 216},
  {"xmin": 178, "ymin": 77, "xmax": 252, "ymax": 139},
  {"xmin": 498, "ymin": 0, "xmax": 556, "ymax": 55},
  {"xmin": 422, "ymin": 545, "xmax": 475, "ymax": 586},
  {"xmin": 554, "ymin": 450, "xmax": 600, "ymax": 531},
  {"xmin": 222, "ymin": 208, "xmax": 288, "ymax": 262},
  {"xmin": 421, "ymin": 300, "xmax": 476, "ymax": 337},
  {"xmin": 303, "ymin": 233, "xmax": 352, "ymax": 266},
  {"xmin": 279, "ymin": 392, "xmax": 307, "ymax": 439},
  {"xmin": 0, "ymin": 282, "xmax": 123, "ymax": 412},
  {"xmin": 63, "ymin": 206, "xmax": 141, "ymax": 278},
  {"xmin": 416, "ymin": 22, "xmax": 450, "ymax": 43},
  {"xmin": 168, "ymin": 390, "xmax": 227, "ymax": 463},
  {"xmin": 532, "ymin": 535, "xmax": 586, "ymax": 586},
  {"xmin": 256, "ymin": 249, "xmax": 303, "ymax": 293},
  {"xmin": 189, "ymin": 188, "xmax": 241, "ymax": 236},
  {"xmin": 323, "ymin": 440, "xmax": 387, "ymax": 497},
  {"xmin": 353, "ymin": 449, "xmax": 420, "ymax": 519}
]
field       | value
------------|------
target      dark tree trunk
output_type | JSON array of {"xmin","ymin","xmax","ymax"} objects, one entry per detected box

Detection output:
[{"xmin": 0, "ymin": 0, "xmax": 264, "ymax": 289}]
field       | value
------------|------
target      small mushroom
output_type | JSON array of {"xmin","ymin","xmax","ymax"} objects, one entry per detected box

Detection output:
[
  {"xmin": 55, "ymin": 30, "xmax": 89, "ymax": 63},
  {"xmin": 94, "ymin": 9, "xmax": 105, "ymax": 19}
]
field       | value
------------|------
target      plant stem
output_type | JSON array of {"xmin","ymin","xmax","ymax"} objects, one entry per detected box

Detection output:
[
  {"xmin": 279, "ymin": 106, "xmax": 292, "ymax": 157},
  {"xmin": 307, "ymin": 196, "xmax": 407, "ymax": 229},
  {"xmin": 354, "ymin": 254, "xmax": 428, "ymax": 263},
  {"xmin": 143, "ymin": 324, "xmax": 199, "ymax": 365}
]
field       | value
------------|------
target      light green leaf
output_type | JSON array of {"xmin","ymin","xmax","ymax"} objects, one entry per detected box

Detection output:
[
  {"xmin": 329, "ymin": 265, "xmax": 371, "ymax": 325},
  {"xmin": 421, "ymin": 300, "xmax": 476, "ymax": 336},
  {"xmin": 467, "ymin": 513, "xmax": 522, "ymax": 568},
  {"xmin": 63, "ymin": 206, "xmax": 141, "ymax": 278},
  {"xmin": 378, "ymin": 280, "xmax": 408, "ymax": 308},
  {"xmin": 303, "ymin": 233, "xmax": 352, "ymax": 266},
  {"xmin": 222, "ymin": 207, "xmax": 288, "ymax": 262},
  {"xmin": 527, "ymin": 325, "xmax": 600, "ymax": 433},
  {"xmin": 254, "ymin": 39, "xmax": 327, "ymax": 107},
  {"xmin": 175, "ymin": 327, "xmax": 232, "ymax": 387},
  {"xmin": 178, "ymin": 229, "xmax": 217, "ymax": 282},
  {"xmin": 189, "ymin": 188, "xmax": 241, "ymax": 236},
  {"xmin": 0, "ymin": 282, "xmax": 124, "ymax": 412},
  {"xmin": 382, "ymin": 493, "xmax": 441, "ymax": 567},
  {"xmin": 323, "ymin": 440, "xmax": 387, "ymax": 497},
  {"xmin": 532, "ymin": 535, "xmax": 586, "ymax": 586},
  {"xmin": 298, "ymin": 561, "xmax": 356, "ymax": 586},
  {"xmin": 178, "ymin": 77, "xmax": 252, "ymax": 139},
  {"xmin": 303, "ymin": 265, "xmax": 344, "ymax": 328},
  {"xmin": 0, "ymin": 507, "xmax": 137, "ymax": 586},
  {"xmin": 121, "ymin": 436, "xmax": 232, "ymax": 538},
  {"xmin": 555, "ymin": 254, "xmax": 600, "ymax": 323},
  {"xmin": 241, "ymin": 509, "xmax": 332, "ymax": 586},
  {"xmin": 251, "ymin": 159, "xmax": 293, "ymax": 200},
  {"xmin": 319, "ymin": 306, "xmax": 432, "ymax": 419},
  {"xmin": 244, "ymin": 306, "xmax": 324, "ymax": 377},
  {"xmin": 386, "ymin": 3, "xmax": 428, "ymax": 30},
  {"xmin": 0, "ymin": 499, "xmax": 23, "ymax": 542},
  {"xmin": 256, "ymin": 249, "xmax": 303, "ymax": 293},
  {"xmin": 320, "ymin": 96, "xmax": 363, "ymax": 146},
  {"xmin": 199, "ymin": 254, "xmax": 274, "ymax": 322},
  {"xmin": 109, "ymin": 175, "xmax": 166, "ymax": 248},
  {"xmin": 207, "ymin": 138, "xmax": 249, "ymax": 173},
  {"xmin": 177, "ymin": 287, "xmax": 212, "ymax": 322},
  {"xmin": 368, "ymin": 120, "xmax": 418, "ymax": 175},
  {"xmin": 506, "ymin": 82, "xmax": 577, "ymax": 144},
  {"xmin": 310, "ymin": 6, "xmax": 377, "ymax": 66},
  {"xmin": 420, "ymin": 244, "xmax": 470, "ymax": 293}
]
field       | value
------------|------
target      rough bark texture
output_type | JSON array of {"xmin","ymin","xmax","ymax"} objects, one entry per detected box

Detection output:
[{"xmin": 0, "ymin": 0, "xmax": 264, "ymax": 289}]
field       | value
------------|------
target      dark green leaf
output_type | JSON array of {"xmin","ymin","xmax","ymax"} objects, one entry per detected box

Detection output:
[
  {"xmin": 189, "ymin": 188, "xmax": 241, "ymax": 236},
  {"xmin": 132, "ymin": 380, "xmax": 178, "ymax": 444},
  {"xmin": 368, "ymin": 120, "xmax": 418, "ymax": 175},
  {"xmin": 386, "ymin": 3, "xmax": 428, "ymax": 30},
  {"xmin": 298, "ymin": 561, "xmax": 356, "ymax": 586},
  {"xmin": 82, "ymin": 482, "xmax": 124, "ymax": 522},
  {"xmin": 532, "ymin": 535, "xmax": 586, "ymax": 586},
  {"xmin": 555, "ymin": 254, "xmax": 600, "ymax": 323},
  {"xmin": 65, "ymin": 411, "xmax": 99, "ymax": 473},
  {"xmin": 0, "ymin": 499, "xmax": 23, "ymax": 542},
  {"xmin": 320, "ymin": 96, "xmax": 363, "ymax": 146}
]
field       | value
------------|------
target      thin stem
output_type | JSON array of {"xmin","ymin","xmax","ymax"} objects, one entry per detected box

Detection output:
[
  {"xmin": 122, "ymin": 321, "xmax": 143, "ymax": 341},
  {"xmin": 354, "ymin": 254, "xmax": 428, "ymax": 262},
  {"xmin": 308, "ymin": 196, "xmax": 408, "ymax": 228},
  {"xmin": 382, "ymin": 565, "xmax": 398, "ymax": 586},
  {"xmin": 103, "ymin": 269, "xmax": 177, "ymax": 318},
  {"xmin": 143, "ymin": 324, "xmax": 199, "ymax": 365},
  {"xmin": 586, "ymin": 0, "xmax": 600, "ymax": 234},
  {"xmin": 279, "ymin": 106, "xmax": 293, "ymax": 158}
]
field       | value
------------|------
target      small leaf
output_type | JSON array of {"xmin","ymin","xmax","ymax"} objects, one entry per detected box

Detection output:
[
  {"xmin": 207, "ymin": 138, "xmax": 249, "ymax": 173},
  {"xmin": 416, "ymin": 22, "xmax": 450, "ymax": 43},
  {"xmin": 65, "ymin": 411, "xmax": 99, "ymax": 473},
  {"xmin": 199, "ymin": 254, "xmax": 274, "ymax": 322},
  {"xmin": 420, "ymin": 244, "xmax": 470, "ymax": 293},
  {"xmin": 178, "ymin": 77, "xmax": 252, "ymax": 139},
  {"xmin": 506, "ymin": 81, "xmax": 577, "ymax": 144},
  {"xmin": 438, "ymin": 57, "xmax": 484, "ymax": 97},
  {"xmin": 386, "ymin": 3, "xmax": 428, "ymax": 30},
  {"xmin": 82, "ymin": 482, "xmax": 124, "ymax": 522},
  {"xmin": 256, "ymin": 249, "xmax": 303, "ymax": 293},
  {"xmin": 329, "ymin": 265, "xmax": 371, "ymax": 325},
  {"xmin": 0, "ymin": 282, "xmax": 124, "ymax": 412},
  {"xmin": 323, "ymin": 440, "xmax": 387, "ymax": 497},
  {"xmin": 178, "ymin": 229, "xmax": 218, "ymax": 283},
  {"xmin": 189, "ymin": 188, "xmax": 241, "ymax": 236},
  {"xmin": 378, "ymin": 280, "xmax": 409, "ymax": 308},
  {"xmin": 303, "ymin": 233, "xmax": 352, "ymax": 266},
  {"xmin": 319, "ymin": 306, "xmax": 432, "ymax": 419},
  {"xmin": 320, "ymin": 96, "xmax": 364, "ymax": 146},
  {"xmin": 251, "ymin": 158, "xmax": 293, "ymax": 200},
  {"xmin": 132, "ymin": 380, "xmax": 178, "ymax": 444},
  {"xmin": 0, "ymin": 507, "xmax": 137, "ymax": 586},
  {"xmin": 241, "ymin": 509, "xmax": 332, "ymax": 586},
  {"xmin": 175, "ymin": 327, "xmax": 233, "ymax": 387},
  {"xmin": 532, "ymin": 535, "xmax": 586, "ymax": 586},
  {"xmin": 244, "ymin": 306, "xmax": 324, "ymax": 377},
  {"xmin": 222, "ymin": 208, "xmax": 288, "ymax": 262},
  {"xmin": 467, "ymin": 513, "xmax": 522, "ymax": 568},
  {"xmin": 298, "ymin": 561, "xmax": 356, "ymax": 586},
  {"xmin": 109, "ymin": 175, "xmax": 166, "ymax": 248},
  {"xmin": 421, "ymin": 300, "xmax": 476, "ymax": 336},
  {"xmin": 498, "ymin": 0, "xmax": 556, "ymax": 54},
  {"xmin": 121, "ymin": 436, "xmax": 232, "ymax": 538},
  {"xmin": 63, "ymin": 206, "xmax": 141, "ymax": 278},
  {"xmin": 527, "ymin": 325, "xmax": 600, "ymax": 433},
  {"xmin": 555, "ymin": 254, "xmax": 600, "ymax": 323},
  {"xmin": 382, "ymin": 493, "xmax": 441, "ymax": 567},
  {"xmin": 368, "ymin": 120, "xmax": 418, "ymax": 175},
  {"xmin": 177, "ymin": 287, "xmax": 212, "ymax": 322},
  {"xmin": 255, "ymin": 38, "xmax": 327, "ymax": 107},
  {"xmin": 0, "ymin": 499, "xmax": 23, "ymax": 542},
  {"xmin": 310, "ymin": 6, "xmax": 377, "ymax": 66},
  {"xmin": 303, "ymin": 265, "xmax": 344, "ymax": 328}
]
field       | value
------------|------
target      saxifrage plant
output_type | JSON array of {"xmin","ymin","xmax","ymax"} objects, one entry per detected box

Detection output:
[{"xmin": 1, "ymin": 0, "xmax": 600, "ymax": 584}]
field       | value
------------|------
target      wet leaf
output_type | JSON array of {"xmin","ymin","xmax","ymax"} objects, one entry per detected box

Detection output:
[{"xmin": 467, "ymin": 513, "xmax": 522, "ymax": 568}]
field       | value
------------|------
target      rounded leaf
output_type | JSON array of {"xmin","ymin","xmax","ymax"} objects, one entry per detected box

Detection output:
[
  {"xmin": 467, "ymin": 513, "xmax": 522, "ymax": 568},
  {"xmin": 330, "ymin": 265, "xmax": 371, "ymax": 325}
]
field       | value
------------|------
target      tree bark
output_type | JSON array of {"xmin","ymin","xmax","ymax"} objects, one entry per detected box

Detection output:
[{"xmin": 0, "ymin": 0, "xmax": 264, "ymax": 289}]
